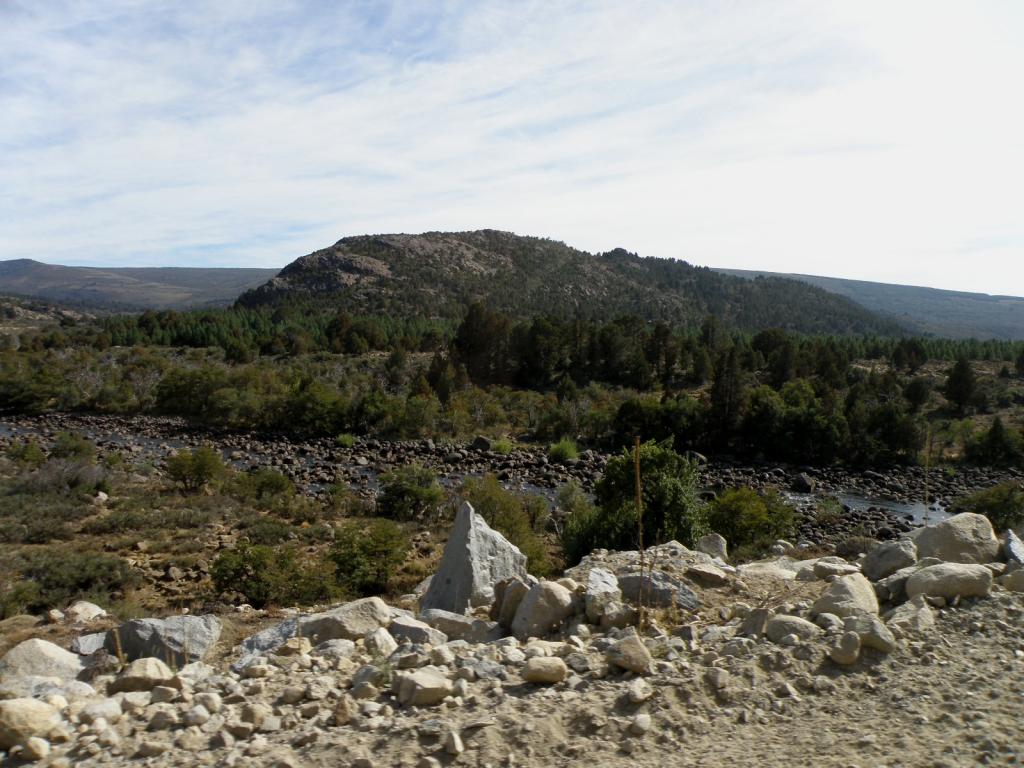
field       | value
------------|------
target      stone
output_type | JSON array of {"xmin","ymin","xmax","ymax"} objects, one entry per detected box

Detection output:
[
  {"xmin": 617, "ymin": 571, "xmax": 700, "ymax": 611},
  {"xmin": 274, "ymin": 637, "xmax": 311, "ymax": 656},
  {"xmin": 312, "ymin": 639, "xmax": 356, "ymax": 660},
  {"xmin": 137, "ymin": 740, "xmax": 169, "ymax": 757},
  {"xmin": 104, "ymin": 615, "xmax": 221, "ymax": 666},
  {"xmin": 0, "ymin": 699, "xmax": 60, "ymax": 749},
  {"xmin": 905, "ymin": 563, "xmax": 993, "ymax": 600},
  {"xmin": 65, "ymin": 601, "xmax": 107, "ymax": 624},
  {"xmin": 419, "ymin": 609, "xmax": 476, "ymax": 640},
  {"xmin": 791, "ymin": 472, "xmax": 816, "ymax": 493},
  {"xmin": 299, "ymin": 597, "xmax": 392, "ymax": 643},
  {"xmin": 696, "ymin": 533, "xmax": 728, "ymax": 561},
  {"xmin": 79, "ymin": 697, "xmax": 122, "ymax": 724},
  {"xmin": 0, "ymin": 638, "xmax": 84, "ymax": 682},
  {"xmin": 444, "ymin": 729, "xmax": 465, "ymax": 755},
  {"xmin": 108, "ymin": 658, "xmax": 174, "ymax": 693},
  {"xmin": 606, "ymin": 631, "xmax": 652, "ymax": 675},
  {"xmin": 585, "ymin": 568, "xmax": 622, "ymax": 624},
  {"xmin": 811, "ymin": 573, "xmax": 879, "ymax": 618},
  {"xmin": 626, "ymin": 677, "xmax": 653, "ymax": 703},
  {"xmin": 815, "ymin": 612, "xmax": 845, "ymax": 631},
  {"xmin": 913, "ymin": 513, "xmax": 1000, "ymax": 564},
  {"xmin": 738, "ymin": 608, "xmax": 772, "ymax": 637},
  {"xmin": 1000, "ymin": 569, "xmax": 1024, "ymax": 592},
  {"xmin": 22, "ymin": 735, "xmax": 50, "ymax": 761},
  {"xmin": 885, "ymin": 595, "xmax": 936, "ymax": 632},
  {"xmin": 395, "ymin": 667, "xmax": 453, "ymax": 707},
  {"xmin": 510, "ymin": 581, "xmax": 574, "ymax": 640},
  {"xmin": 365, "ymin": 627, "xmax": 399, "ymax": 658},
  {"xmin": 421, "ymin": 501, "xmax": 528, "ymax": 614},
  {"xmin": 496, "ymin": 578, "xmax": 531, "ymax": 629},
  {"xmin": 629, "ymin": 713, "xmax": 652, "ymax": 736},
  {"xmin": 862, "ymin": 539, "xmax": 918, "ymax": 581},
  {"xmin": 829, "ymin": 631, "xmax": 861, "ymax": 666},
  {"xmin": 843, "ymin": 615, "xmax": 898, "ymax": 653},
  {"xmin": 522, "ymin": 657, "xmax": 567, "ymax": 684},
  {"xmin": 686, "ymin": 563, "xmax": 729, "ymax": 586},
  {"xmin": 765, "ymin": 615, "xmax": 823, "ymax": 643},
  {"xmin": 1003, "ymin": 530, "xmax": 1024, "ymax": 565},
  {"xmin": 389, "ymin": 616, "xmax": 447, "ymax": 646},
  {"xmin": 812, "ymin": 558, "xmax": 861, "ymax": 579},
  {"xmin": 704, "ymin": 668, "xmax": 731, "ymax": 689}
]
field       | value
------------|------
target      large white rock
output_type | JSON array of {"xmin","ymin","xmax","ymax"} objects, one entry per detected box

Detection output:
[
  {"xmin": 394, "ymin": 667, "xmax": 453, "ymax": 707},
  {"xmin": 584, "ymin": 568, "xmax": 621, "ymax": 624},
  {"xmin": 0, "ymin": 698, "xmax": 60, "ymax": 749},
  {"xmin": 0, "ymin": 639, "xmax": 83, "ymax": 682},
  {"xmin": 522, "ymin": 657, "xmax": 567, "ymax": 684},
  {"xmin": 843, "ymin": 615, "xmax": 898, "ymax": 653},
  {"xmin": 388, "ymin": 616, "xmax": 447, "ymax": 646},
  {"xmin": 421, "ymin": 501, "xmax": 527, "ymax": 614},
  {"xmin": 65, "ymin": 601, "xmax": 107, "ymax": 623},
  {"xmin": 811, "ymin": 573, "xmax": 879, "ymax": 618},
  {"xmin": 862, "ymin": 539, "xmax": 918, "ymax": 582},
  {"xmin": 885, "ymin": 595, "xmax": 936, "ymax": 632},
  {"xmin": 108, "ymin": 658, "xmax": 174, "ymax": 693},
  {"xmin": 300, "ymin": 597, "xmax": 392, "ymax": 642},
  {"xmin": 696, "ymin": 533, "xmax": 728, "ymax": 561},
  {"xmin": 905, "ymin": 563, "xmax": 993, "ymax": 600},
  {"xmin": 766, "ymin": 615, "xmax": 823, "ymax": 643},
  {"xmin": 510, "ymin": 581, "xmax": 574, "ymax": 640},
  {"xmin": 913, "ymin": 513, "xmax": 1000, "ymax": 564}
]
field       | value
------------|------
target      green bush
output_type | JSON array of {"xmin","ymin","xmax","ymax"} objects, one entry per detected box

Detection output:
[
  {"xmin": 335, "ymin": 433, "xmax": 357, "ymax": 449},
  {"xmin": 376, "ymin": 464, "xmax": 446, "ymax": 521},
  {"xmin": 949, "ymin": 481, "xmax": 1024, "ymax": 532},
  {"xmin": 707, "ymin": 487, "xmax": 795, "ymax": 550},
  {"xmin": 211, "ymin": 543, "xmax": 337, "ymax": 608},
  {"xmin": 13, "ymin": 549, "xmax": 138, "ymax": 612},
  {"xmin": 239, "ymin": 516, "xmax": 294, "ymax": 545},
  {"xmin": 491, "ymin": 438, "xmax": 514, "ymax": 455},
  {"xmin": 548, "ymin": 438, "xmax": 578, "ymax": 463},
  {"xmin": 230, "ymin": 468, "xmax": 295, "ymax": 503},
  {"xmin": 563, "ymin": 440, "xmax": 706, "ymax": 565},
  {"xmin": 7, "ymin": 438, "xmax": 45, "ymax": 468},
  {"xmin": 461, "ymin": 474, "xmax": 552, "ymax": 576},
  {"xmin": 329, "ymin": 519, "xmax": 409, "ymax": 595},
  {"xmin": 166, "ymin": 445, "xmax": 225, "ymax": 492},
  {"xmin": 51, "ymin": 432, "xmax": 95, "ymax": 461}
]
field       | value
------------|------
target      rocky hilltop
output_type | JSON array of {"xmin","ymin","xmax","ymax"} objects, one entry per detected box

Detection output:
[
  {"xmin": 1, "ymin": 504, "xmax": 1023, "ymax": 766},
  {"xmin": 237, "ymin": 230, "xmax": 903, "ymax": 335}
]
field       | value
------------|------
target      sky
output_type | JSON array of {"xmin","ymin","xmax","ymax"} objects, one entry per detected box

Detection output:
[{"xmin": 1, "ymin": 1, "xmax": 1022, "ymax": 296}]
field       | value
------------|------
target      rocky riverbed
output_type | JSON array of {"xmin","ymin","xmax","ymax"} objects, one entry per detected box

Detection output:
[{"xmin": 2, "ymin": 413, "xmax": 1020, "ymax": 549}]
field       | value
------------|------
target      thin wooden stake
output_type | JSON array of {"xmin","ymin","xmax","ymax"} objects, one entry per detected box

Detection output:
[{"xmin": 635, "ymin": 436, "xmax": 645, "ymax": 631}]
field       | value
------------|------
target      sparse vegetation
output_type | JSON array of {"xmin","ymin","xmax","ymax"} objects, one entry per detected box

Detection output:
[{"xmin": 949, "ymin": 481, "xmax": 1024, "ymax": 532}]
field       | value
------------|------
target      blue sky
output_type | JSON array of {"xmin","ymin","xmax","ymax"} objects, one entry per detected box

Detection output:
[{"xmin": 1, "ymin": 0, "xmax": 1022, "ymax": 295}]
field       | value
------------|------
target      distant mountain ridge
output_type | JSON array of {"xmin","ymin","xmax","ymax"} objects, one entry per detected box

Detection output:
[
  {"xmin": 715, "ymin": 268, "xmax": 1024, "ymax": 340},
  {"xmin": 238, "ymin": 229, "xmax": 901, "ymax": 336},
  {"xmin": 0, "ymin": 259, "xmax": 278, "ymax": 310}
]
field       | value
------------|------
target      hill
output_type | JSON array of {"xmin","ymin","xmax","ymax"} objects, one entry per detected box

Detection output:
[
  {"xmin": 238, "ymin": 230, "xmax": 902, "ymax": 336},
  {"xmin": 0, "ymin": 259, "xmax": 278, "ymax": 310},
  {"xmin": 716, "ymin": 268, "xmax": 1024, "ymax": 340}
]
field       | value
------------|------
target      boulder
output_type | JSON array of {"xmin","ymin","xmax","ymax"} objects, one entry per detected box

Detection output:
[
  {"xmin": 300, "ymin": 597, "xmax": 392, "ymax": 642},
  {"xmin": 105, "ymin": 615, "xmax": 221, "ymax": 665},
  {"xmin": 696, "ymin": 533, "xmax": 728, "ymax": 561},
  {"xmin": 791, "ymin": 472, "xmax": 816, "ymax": 493},
  {"xmin": 388, "ymin": 616, "xmax": 447, "ymax": 646},
  {"xmin": 686, "ymin": 563, "xmax": 730, "ymax": 586},
  {"xmin": 812, "ymin": 558, "xmax": 861, "ymax": 579},
  {"xmin": 0, "ymin": 638, "xmax": 83, "ymax": 682},
  {"xmin": 913, "ymin": 513, "xmax": 1000, "ymax": 564},
  {"xmin": 584, "ymin": 568, "xmax": 621, "ymax": 624},
  {"xmin": 811, "ymin": 573, "xmax": 878, "ymax": 618},
  {"xmin": 905, "ymin": 563, "xmax": 992, "ymax": 600},
  {"xmin": 420, "ymin": 501, "xmax": 527, "ymax": 614},
  {"xmin": 606, "ymin": 630, "xmax": 652, "ymax": 675},
  {"xmin": 738, "ymin": 608, "xmax": 772, "ymax": 637},
  {"xmin": 65, "ymin": 601, "xmax": 106, "ymax": 623},
  {"xmin": 493, "ymin": 577, "xmax": 531, "ymax": 629},
  {"xmin": 1000, "ymin": 569, "xmax": 1024, "ymax": 592},
  {"xmin": 511, "ymin": 581, "xmax": 574, "ymax": 640},
  {"xmin": 419, "ymin": 609, "xmax": 475, "ymax": 640},
  {"xmin": 885, "ymin": 595, "xmax": 936, "ymax": 633},
  {"xmin": 617, "ymin": 571, "xmax": 700, "ymax": 611},
  {"xmin": 829, "ymin": 631, "xmax": 861, "ymax": 666},
  {"xmin": 1003, "ymin": 530, "xmax": 1024, "ymax": 565},
  {"xmin": 0, "ymin": 699, "xmax": 60, "ymax": 750},
  {"xmin": 766, "ymin": 615, "xmax": 823, "ymax": 643},
  {"xmin": 522, "ymin": 657, "xmax": 567, "ymax": 684},
  {"xmin": 364, "ymin": 628, "xmax": 398, "ymax": 658},
  {"xmin": 0, "ymin": 676, "xmax": 94, "ymax": 702},
  {"xmin": 862, "ymin": 539, "xmax": 918, "ymax": 582},
  {"xmin": 394, "ymin": 667, "xmax": 453, "ymax": 707},
  {"xmin": 843, "ymin": 615, "xmax": 897, "ymax": 653},
  {"xmin": 71, "ymin": 632, "xmax": 107, "ymax": 657},
  {"xmin": 109, "ymin": 658, "xmax": 174, "ymax": 693}
]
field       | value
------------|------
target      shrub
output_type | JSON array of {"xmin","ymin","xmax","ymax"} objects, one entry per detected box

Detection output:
[
  {"xmin": 16, "ymin": 549, "xmax": 138, "ymax": 611},
  {"xmin": 335, "ymin": 433, "xmax": 357, "ymax": 449},
  {"xmin": 706, "ymin": 487, "xmax": 796, "ymax": 550},
  {"xmin": 211, "ymin": 543, "xmax": 337, "ymax": 608},
  {"xmin": 329, "ymin": 519, "xmax": 409, "ymax": 595},
  {"xmin": 377, "ymin": 464, "xmax": 446, "ymax": 521},
  {"xmin": 231, "ymin": 468, "xmax": 295, "ymax": 503},
  {"xmin": 50, "ymin": 432, "xmax": 95, "ymax": 461},
  {"xmin": 7, "ymin": 438, "xmax": 45, "ymax": 468},
  {"xmin": 949, "ymin": 481, "xmax": 1024, "ymax": 532},
  {"xmin": 460, "ymin": 474, "xmax": 552, "ymax": 576},
  {"xmin": 18, "ymin": 459, "xmax": 108, "ymax": 495},
  {"xmin": 239, "ymin": 516, "xmax": 294, "ymax": 545},
  {"xmin": 548, "ymin": 438, "xmax": 578, "ymax": 463},
  {"xmin": 964, "ymin": 417, "xmax": 1024, "ymax": 467},
  {"xmin": 166, "ymin": 445, "xmax": 225, "ymax": 492},
  {"xmin": 491, "ymin": 438, "xmax": 514, "ymax": 455}
]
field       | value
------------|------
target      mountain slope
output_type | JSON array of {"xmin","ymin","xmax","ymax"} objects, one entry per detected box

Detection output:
[
  {"xmin": 0, "ymin": 259, "xmax": 278, "ymax": 310},
  {"xmin": 238, "ymin": 230, "xmax": 903, "ymax": 335},
  {"xmin": 716, "ymin": 268, "xmax": 1024, "ymax": 340}
]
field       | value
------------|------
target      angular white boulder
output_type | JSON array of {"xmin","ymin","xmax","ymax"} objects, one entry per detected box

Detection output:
[
  {"xmin": 300, "ymin": 597, "xmax": 392, "ymax": 642},
  {"xmin": 905, "ymin": 563, "xmax": 992, "ymax": 600},
  {"xmin": 766, "ymin": 615, "xmax": 823, "ymax": 643},
  {"xmin": 0, "ymin": 639, "xmax": 83, "ymax": 682},
  {"xmin": 105, "ymin": 615, "xmax": 221, "ymax": 665},
  {"xmin": 861, "ymin": 539, "xmax": 918, "ymax": 581},
  {"xmin": 0, "ymin": 698, "xmax": 60, "ymax": 750},
  {"xmin": 510, "ymin": 581, "xmax": 574, "ymax": 640},
  {"xmin": 421, "ymin": 501, "xmax": 527, "ymax": 614},
  {"xmin": 584, "ymin": 568, "xmax": 621, "ymax": 624},
  {"xmin": 812, "ymin": 573, "xmax": 879, "ymax": 618},
  {"xmin": 913, "ymin": 513, "xmax": 1000, "ymax": 564}
]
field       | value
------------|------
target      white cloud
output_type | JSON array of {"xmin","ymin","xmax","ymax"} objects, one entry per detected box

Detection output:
[{"xmin": 0, "ymin": 0, "xmax": 1021, "ymax": 296}]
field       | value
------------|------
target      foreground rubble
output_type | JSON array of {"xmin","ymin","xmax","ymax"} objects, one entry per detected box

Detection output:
[{"xmin": 2, "ymin": 507, "xmax": 1024, "ymax": 767}]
